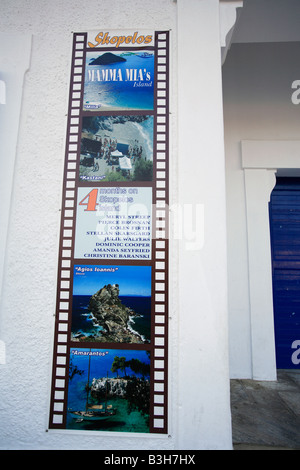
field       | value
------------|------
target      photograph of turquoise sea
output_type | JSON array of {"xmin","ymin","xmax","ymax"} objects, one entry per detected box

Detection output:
[
  {"xmin": 83, "ymin": 50, "xmax": 154, "ymax": 111},
  {"xmin": 66, "ymin": 348, "xmax": 151, "ymax": 433}
]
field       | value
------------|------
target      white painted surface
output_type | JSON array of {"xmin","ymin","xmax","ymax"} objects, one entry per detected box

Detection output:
[
  {"xmin": 219, "ymin": 1, "xmax": 244, "ymax": 64},
  {"xmin": 223, "ymin": 39, "xmax": 300, "ymax": 379},
  {"xmin": 0, "ymin": 0, "xmax": 233, "ymax": 451},
  {"xmin": 0, "ymin": 80, "xmax": 5, "ymax": 104},
  {"xmin": 0, "ymin": 32, "xmax": 32, "ymax": 365},
  {"xmin": 232, "ymin": 0, "xmax": 300, "ymax": 43},
  {"xmin": 242, "ymin": 140, "xmax": 300, "ymax": 169},
  {"xmin": 243, "ymin": 168, "xmax": 277, "ymax": 380},
  {"xmin": 241, "ymin": 141, "xmax": 300, "ymax": 380},
  {"xmin": 0, "ymin": 33, "xmax": 31, "ymax": 298},
  {"xmin": 177, "ymin": 0, "xmax": 232, "ymax": 450},
  {"xmin": 0, "ymin": 0, "xmax": 178, "ymax": 451}
]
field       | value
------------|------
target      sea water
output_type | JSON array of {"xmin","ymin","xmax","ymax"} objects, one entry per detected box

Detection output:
[
  {"xmin": 120, "ymin": 295, "xmax": 151, "ymax": 342},
  {"xmin": 66, "ymin": 348, "xmax": 150, "ymax": 432},
  {"xmin": 84, "ymin": 52, "xmax": 155, "ymax": 110},
  {"xmin": 71, "ymin": 295, "xmax": 103, "ymax": 339}
]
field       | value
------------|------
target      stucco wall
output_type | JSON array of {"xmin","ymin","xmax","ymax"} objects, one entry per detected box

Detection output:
[
  {"xmin": 0, "ymin": 0, "xmax": 232, "ymax": 450},
  {"xmin": 0, "ymin": 0, "xmax": 178, "ymax": 450}
]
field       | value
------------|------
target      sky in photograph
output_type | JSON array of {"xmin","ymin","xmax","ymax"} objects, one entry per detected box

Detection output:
[{"xmin": 72, "ymin": 264, "xmax": 151, "ymax": 297}]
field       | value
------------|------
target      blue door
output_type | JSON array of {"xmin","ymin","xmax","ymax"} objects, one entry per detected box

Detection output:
[{"xmin": 270, "ymin": 178, "xmax": 300, "ymax": 369}]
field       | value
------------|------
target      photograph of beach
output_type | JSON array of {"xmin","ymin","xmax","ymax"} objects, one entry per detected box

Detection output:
[
  {"xmin": 66, "ymin": 348, "xmax": 151, "ymax": 433},
  {"xmin": 79, "ymin": 115, "xmax": 153, "ymax": 182},
  {"xmin": 83, "ymin": 50, "xmax": 154, "ymax": 111},
  {"xmin": 71, "ymin": 265, "xmax": 152, "ymax": 344}
]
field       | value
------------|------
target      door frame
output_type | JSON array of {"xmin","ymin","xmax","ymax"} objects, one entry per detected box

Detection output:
[{"xmin": 241, "ymin": 140, "xmax": 300, "ymax": 380}]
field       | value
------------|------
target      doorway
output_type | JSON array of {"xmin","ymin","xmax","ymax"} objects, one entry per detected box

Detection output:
[{"xmin": 270, "ymin": 177, "xmax": 300, "ymax": 369}]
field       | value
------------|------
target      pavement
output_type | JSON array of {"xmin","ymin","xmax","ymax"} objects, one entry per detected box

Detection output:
[{"xmin": 231, "ymin": 369, "xmax": 300, "ymax": 450}]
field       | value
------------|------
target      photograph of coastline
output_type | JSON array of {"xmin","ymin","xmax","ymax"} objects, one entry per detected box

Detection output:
[
  {"xmin": 79, "ymin": 115, "xmax": 153, "ymax": 182},
  {"xmin": 83, "ymin": 50, "xmax": 154, "ymax": 111},
  {"xmin": 71, "ymin": 265, "xmax": 152, "ymax": 344},
  {"xmin": 66, "ymin": 348, "xmax": 151, "ymax": 433}
]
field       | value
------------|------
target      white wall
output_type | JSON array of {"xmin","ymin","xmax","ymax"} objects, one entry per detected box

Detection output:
[
  {"xmin": 0, "ymin": 0, "xmax": 232, "ymax": 450},
  {"xmin": 223, "ymin": 41, "xmax": 300, "ymax": 378},
  {"xmin": 232, "ymin": 0, "xmax": 300, "ymax": 44},
  {"xmin": 0, "ymin": 33, "xmax": 32, "ymax": 365},
  {"xmin": 177, "ymin": 0, "xmax": 232, "ymax": 450}
]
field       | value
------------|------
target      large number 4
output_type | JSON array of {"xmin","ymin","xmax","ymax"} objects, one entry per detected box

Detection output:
[{"xmin": 78, "ymin": 188, "xmax": 98, "ymax": 211}]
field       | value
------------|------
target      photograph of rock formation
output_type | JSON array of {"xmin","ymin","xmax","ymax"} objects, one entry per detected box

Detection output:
[{"xmin": 71, "ymin": 265, "xmax": 151, "ymax": 344}]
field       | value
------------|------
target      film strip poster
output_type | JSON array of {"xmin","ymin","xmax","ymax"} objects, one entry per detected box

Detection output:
[{"xmin": 49, "ymin": 30, "xmax": 169, "ymax": 435}]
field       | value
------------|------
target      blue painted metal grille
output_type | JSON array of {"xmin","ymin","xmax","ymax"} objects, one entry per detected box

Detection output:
[{"xmin": 270, "ymin": 177, "xmax": 300, "ymax": 369}]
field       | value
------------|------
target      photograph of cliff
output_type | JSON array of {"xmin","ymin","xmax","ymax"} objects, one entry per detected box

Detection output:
[{"xmin": 71, "ymin": 265, "xmax": 151, "ymax": 344}]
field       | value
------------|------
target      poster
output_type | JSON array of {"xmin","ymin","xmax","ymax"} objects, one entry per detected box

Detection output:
[
  {"xmin": 67, "ymin": 348, "xmax": 151, "ymax": 433},
  {"xmin": 71, "ymin": 265, "xmax": 152, "ymax": 344},
  {"xmin": 79, "ymin": 115, "xmax": 154, "ymax": 183},
  {"xmin": 49, "ymin": 30, "xmax": 169, "ymax": 435},
  {"xmin": 83, "ymin": 49, "xmax": 154, "ymax": 111},
  {"xmin": 75, "ymin": 186, "xmax": 152, "ymax": 260}
]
